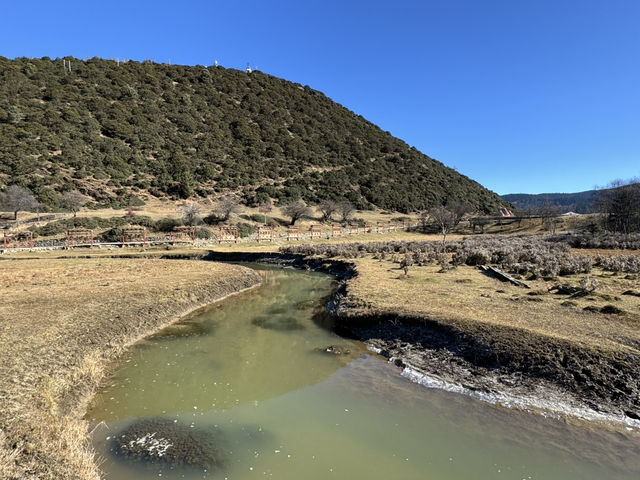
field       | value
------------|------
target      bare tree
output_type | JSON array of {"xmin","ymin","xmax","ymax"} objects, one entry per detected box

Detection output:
[
  {"xmin": 537, "ymin": 199, "xmax": 561, "ymax": 233},
  {"xmin": 34, "ymin": 201, "xmax": 44, "ymax": 222},
  {"xmin": 179, "ymin": 202, "xmax": 203, "ymax": 225},
  {"xmin": 400, "ymin": 253, "xmax": 413, "ymax": 276},
  {"xmin": 62, "ymin": 190, "xmax": 90, "ymax": 217},
  {"xmin": 281, "ymin": 199, "xmax": 311, "ymax": 225},
  {"xmin": 336, "ymin": 200, "xmax": 356, "ymax": 223},
  {"xmin": 258, "ymin": 198, "xmax": 273, "ymax": 225},
  {"xmin": 429, "ymin": 205, "xmax": 457, "ymax": 250},
  {"xmin": 318, "ymin": 200, "xmax": 339, "ymax": 223},
  {"xmin": 469, "ymin": 216, "xmax": 491, "ymax": 234},
  {"xmin": 213, "ymin": 195, "xmax": 240, "ymax": 222},
  {"xmin": 447, "ymin": 201, "xmax": 470, "ymax": 228},
  {"xmin": 595, "ymin": 179, "xmax": 640, "ymax": 233},
  {"xmin": 1, "ymin": 185, "xmax": 36, "ymax": 221}
]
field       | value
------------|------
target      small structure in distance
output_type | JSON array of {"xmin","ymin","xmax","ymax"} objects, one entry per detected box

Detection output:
[
  {"xmin": 121, "ymin": 227, "xmax": 147, "ymax": 247},
  {"xmin": 309, "ymin": 224, "xmax": 322, "ymax": 239},
  {"xmin": 219, "ymin": 226, "xmax": 239, "ymax": 244},
  {"xmin": 67, "ymin": 229, "xmax": 94, "ymax": 249},
  {"xmin": 257, "ymin": 226, "xmax": 274, "ymax": 242},
  {"xmin": 2, "ymin": 231, "xmax": 33, "ymax": 251},
  {"xmin": 287, "ymin": 226, "xmax": 299, "ymax": 241},
  {"xmin": 172, "ymin": 226, "xmax": 196, "ymax": 244}
]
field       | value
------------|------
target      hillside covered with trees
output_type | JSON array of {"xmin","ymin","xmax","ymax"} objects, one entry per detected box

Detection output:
[
  {"xmin": 0, "ymin": 56, "xmax": 506, "ymax": 213},
  {"xmin": 502, "ymin": 190, "xmax": 601, "ymax": 214}
]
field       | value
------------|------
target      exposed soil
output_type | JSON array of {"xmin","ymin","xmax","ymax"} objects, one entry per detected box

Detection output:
[
  {"xmin": 334, "ymin": 312, "xmax": 640, "ymax": 420},
  {"xmin": 331, "ymin": 280, "xmax": 640, "ymax": 425},
  {"xmin": 203, "ymin": 250, "xmax": 356, "ymax": 278}
]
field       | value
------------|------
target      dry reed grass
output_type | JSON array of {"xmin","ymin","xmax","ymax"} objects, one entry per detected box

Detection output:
[{"xmin": 345, "ymin": 258, "xmax": 640, "ymax": 355}]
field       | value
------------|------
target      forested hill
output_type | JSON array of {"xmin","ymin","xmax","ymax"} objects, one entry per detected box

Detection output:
[
  {"xmin": 0, "ymin": 56, "xmax": 506, "ymax": 213},
  {"xmin": 502, "ymin": 190, "xmax": 601, "ymax": 214}
]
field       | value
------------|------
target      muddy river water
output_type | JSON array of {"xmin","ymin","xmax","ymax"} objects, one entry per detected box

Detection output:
[{"xmin": 87, "ymin": 266, "xmax": 640, "ymax": 479}]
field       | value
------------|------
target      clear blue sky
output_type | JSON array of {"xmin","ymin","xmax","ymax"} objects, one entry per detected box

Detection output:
[{"xmin": 2, "ymin": 0, "xmax": 638, "ymax": 195}]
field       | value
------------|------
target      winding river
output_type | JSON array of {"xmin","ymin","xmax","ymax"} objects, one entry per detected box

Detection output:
[{"xmin": 87, "ymin": 265, "xmax": 640, "ymax": 479}]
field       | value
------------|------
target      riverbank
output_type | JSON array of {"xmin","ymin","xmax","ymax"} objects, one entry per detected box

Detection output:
[
  {"xmin": 85, "ymin": 263, "xmax": 640, "ymax": 480},
  {"xmin": 152, "ymin": 247, "xmax": 640, "ymax": 425},
  {"xmin": 2, "ymin": 241, "xmax": 638, "ymax": 477},
  {"xmin": 331, "ymin": 258, "xmax": 640, "ymax": 426},
  {"xmin": 0, "ymin": 256, "xmax": 262, "ymax": 480},
  {"xmin": 181, "ymin": 247, "xmax": 640, "ymax": 425}
]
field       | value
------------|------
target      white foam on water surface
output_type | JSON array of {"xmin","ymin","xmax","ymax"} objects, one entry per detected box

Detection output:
[
  {"xmin": 128, "ymin": 432, "xmax": 173, "ymax": 457},
  {"xmin": 400, "ymin": 366, "xmax": 640, "ymax": 431}
]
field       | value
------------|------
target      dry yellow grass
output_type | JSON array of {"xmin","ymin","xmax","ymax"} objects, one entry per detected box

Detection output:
[
  {"xmin": 9, "ymin": 199, "xmax": 420, "ymax": 226},
  {"xmin": 0, "ymin": 257, "xmax": 261, "ymax": 480},
  {"xmin": 2, "ymin": 229, "xmax": 458, "ymax": 260},
  {"xmin": 345, "ymin": 258, "xmax": 640, "ymax": 355},
  {"xmin": 212, "ymin": 229, "xmax": 458, "ymax": 252}
]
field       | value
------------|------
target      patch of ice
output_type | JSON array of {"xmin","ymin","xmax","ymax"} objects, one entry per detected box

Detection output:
[{"xmin": 401, "ymin": 367, "xmax": 640, "ymax": 431}]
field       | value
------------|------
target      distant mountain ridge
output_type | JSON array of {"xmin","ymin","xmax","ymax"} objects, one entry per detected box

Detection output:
[
  {"xmin": 502, "ymin": 189, "xmax": 601, "ymax": 213},
  {"xmin": 0, "ymin": 56, "xmax": 507, "ymax": 213}
]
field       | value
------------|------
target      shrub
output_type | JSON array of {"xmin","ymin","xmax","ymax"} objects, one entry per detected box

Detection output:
[
  {"xmin": 282, "ymin": 240, "xmax": 446, "ymax": 262},
  {"xmin": 98, "ymin": 228, "xmax": 121, "ymax": 242},
  {"xmin": 195, "ymin": 226, "xmax": 213, "ymax": 239},
  {"xmin": 29, "ymin": 215, "xmax": 157, "ymax": 237},
  {"xmin": 155, "ymin": 217, "xmax": 182, "ymax": 232},
  {"xmin": 236, "ymin": 222, "xmax": 256, "ymax": 238},
  {"xmin": 203, "ymin": 213, "xmax": 223, "ymax": 225},
  {"xmin": 281, "ymin": 235, "xmax": 593, "ymax": 278},
  {"xmin": 579, "ymin": 277, "xmax": 599, "ymax": 293},
  {"xmin": 548, "ymin": 232, "xmax": 640, "ymax": 250},
  {"xmin": 451, "ymin": 236, "xmax": 591, "ymax": 278},
  {"xmin": 240, "ymin": 213, "xmax": 275, "ymax": 224},
  {"xmin": 596, "ymin": 255, "xmax": 640, "ymax": 273}
]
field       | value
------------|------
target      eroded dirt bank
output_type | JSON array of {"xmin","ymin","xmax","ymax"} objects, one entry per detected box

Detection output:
[
  {"xmin": 0, "ymin": 257, "xmax": 261, "ymax": 480},
  {"xmin": 332, "ymin": 308, "xmax": 640, "ymax": 423},
  {"xmin": 329, "ymin": 268, "xmax": 640, "ymax": 427}
]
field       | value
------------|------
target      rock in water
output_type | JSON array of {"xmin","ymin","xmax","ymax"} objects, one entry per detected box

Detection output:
[
  {"xmin": 113, "ymin": 418, "xmax": 225, "ymax": 469},
  {"xmin": 314, "ymin": 345, "xmax": 351, "ymax": 356}
]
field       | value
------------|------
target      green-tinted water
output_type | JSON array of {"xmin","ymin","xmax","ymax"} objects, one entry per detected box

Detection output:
[{"xmin": 88, "ymin": 266, "xmax": 640, "ymax": 479}]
